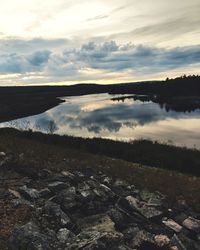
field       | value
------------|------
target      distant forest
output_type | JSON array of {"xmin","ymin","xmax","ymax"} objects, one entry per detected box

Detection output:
[
  {"xmin": 108, "ymin": 75, "xmax": 200, "ymax": 112},
  {"xmin": 108, "ymin": 75, "xmax": 200, "ymax": 96}
]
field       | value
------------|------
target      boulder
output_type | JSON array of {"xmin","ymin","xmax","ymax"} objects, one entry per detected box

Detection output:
[{"xmin": 9, "ymin": 222, "xmax": 51, "ymax": 250}]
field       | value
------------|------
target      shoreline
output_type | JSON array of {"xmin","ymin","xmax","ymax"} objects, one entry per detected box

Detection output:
[{"xmin": 1, "ymin": 128, "xmax": 200, "ymax": 177}]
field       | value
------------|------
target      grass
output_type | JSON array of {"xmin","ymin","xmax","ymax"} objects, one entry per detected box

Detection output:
[
  {"xmin": 0, "ymin": 128, "xmax": 200, "ymax": 212},
  {"xmin": 1, "ymin": 128, "xmax": 200, "ymax": 176}
]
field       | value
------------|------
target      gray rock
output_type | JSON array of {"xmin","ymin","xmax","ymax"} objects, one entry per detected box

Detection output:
[
  {"xmin": 0, "ymin": 151, "xmax": 6, "ymax": 157},
  {"xmin": 114, "ymin": 179, "xmax": 129, "ymax": 188},
  {"xmin": 44, "ymin": 201, "xmax": 72, "ymax": 229},
  {"xmin": 11, "ymin": 198, "xmax": 34, "ymax": 208},
  {"xmin": 19, "ymin": 185, "xmax": 40, "ymax": 200},
  {"xmin": 139, "ymin": 204, "xmax": 163, "ymax": 220},
  {"xmin": 39, "ymin": 188, "xmax": 52, "ymax": 198},
  {"xmin": 102, "ymin": 176, "xmax": 112, "ymax": 185},
  {"xmin": 58, "ymin": 187, "xmax": 80, "ymax": 212},
  {"xmin": 126, "ymin": 195, "xmax": 163, "ymax": 220},
  {"xmin": 9, "ymin": 222, "xmax": 51, "ymax": 250},
  {"xmin": 108, "ymin": 208, "xmax": 130, "ymax": 230},
  {"xmin": 48, "ymin": 181, "xmax": 69, "ymax": 192},
  {"xmin": 57, "ymin": 228, "xmax": 72, "ymax": 244},
  {"xmin": 61, "ymin": 171, "xmax": 76, "ymax": 181}
]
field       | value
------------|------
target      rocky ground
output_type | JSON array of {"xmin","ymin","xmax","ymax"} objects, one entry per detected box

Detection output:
[{"xmin": 0, "ymin": 152, "xmax": 200, "ymax": 250}]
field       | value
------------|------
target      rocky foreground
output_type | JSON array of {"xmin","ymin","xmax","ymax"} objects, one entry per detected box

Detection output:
[{"xmin": 0, "ymin": 152, "xmax": 200, "ymax": 250}]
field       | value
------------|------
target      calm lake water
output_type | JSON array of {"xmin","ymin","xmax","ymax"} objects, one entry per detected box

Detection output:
[{"xmin": 1, "ymin": 93, "xmax": 200, "ymax": 148}]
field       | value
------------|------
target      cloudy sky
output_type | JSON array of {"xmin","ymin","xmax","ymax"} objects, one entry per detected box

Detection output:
[{"xmin": 0, "ymin": 0, "xmax": 200, "ymax": 85}]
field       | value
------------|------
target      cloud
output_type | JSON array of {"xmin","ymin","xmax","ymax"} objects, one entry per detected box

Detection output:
[
  {"xmin": 64, "ymin": 41, "xmax": 200, "ymax": 73},
  {"xmin": 28, "ymin": 50, "xmax": 51, "ymax": 66},
  {"xmin": 0, "ymin": 50, "xmax": 51, "ymax": 74},
  {"xmin": 0, "ymin": 40, "xmax": 200, "ymax": 84}
]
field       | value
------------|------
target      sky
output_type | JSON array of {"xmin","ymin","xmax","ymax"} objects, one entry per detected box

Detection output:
[{"xmin": 0, "ymin": 0, "xmax": 200, "ymax": 85}]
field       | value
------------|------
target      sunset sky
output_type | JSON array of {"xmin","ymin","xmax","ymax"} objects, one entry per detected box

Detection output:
[{"xmin": 0, "ymin": 0, "xmax": 200, "ymax": 85}]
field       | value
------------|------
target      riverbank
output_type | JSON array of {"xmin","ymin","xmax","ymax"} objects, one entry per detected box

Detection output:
[
  {"xmin": 0, "ymin": 128, "xmax": 200, "ymax": 210},
  {"xmin": 0, "ymin": 129, "xmax": 200, "ymax": 249}
]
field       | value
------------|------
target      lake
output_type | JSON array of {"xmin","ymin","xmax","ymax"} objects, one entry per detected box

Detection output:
[{"xmin": 1, "ymin": 93, "xmax": 200, "ymax": 148}]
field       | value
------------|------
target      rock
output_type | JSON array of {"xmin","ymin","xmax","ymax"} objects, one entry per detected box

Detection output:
[
  {"xmin": 140, "ymin": 190, "xmax": 165, "ymax": 203},
  {"xmin": 103, "ymin": 176, "xmax": 112, "ymax": 185},
  {"xmin": 57, "ymin": 187, "xmax": 80, "ymax": 212},
  {"xmin": 154, "ymin": 234, "xmax": 170, "ymax": 247},
  {"xmin": 116, "ymin": 197, "xmax": 145, "ymax": 223},
  {"xmin": 114, "ymin": 179, "xmax": 129, "ymax": 188},
  {"xmin": 130, "ymin": 230, "xmax": 154, "ymax": 249},
  {"xmin": 77, "ymin": 181, "xmax": 92, "ymax": 197},
  {"xmin": 44, "ymin": 201, "xmax": 73, "ymax": 229},
  {"xmin": 78, "ymin": 214, "xmax": 119, "ymax": 234},
  {"xmin": 170, "ymin": 234, "xmax": 187, "ymax": 250},
  {"xmin": 0, "ymin": 152, "xmax": 6, "ymax": 157},
  {"xmin": 68, "ymin": 214, "xmax": 123, "ymax": 249},
  {"xmin": 148, "ymin": 197, "xmax": 163, "ymax": 208},
  {"xmin": 68, "ymin": 230, "xmax": 122, "ymax": 250},
  {"xmin": 108, "ymin": 208, "xmax": 130, "ymax": 230},
  {"xmin": 122, "ymin": 226, "xmax": 140, "ymax": 241},
  {"xmin": 0, "ymin": 153, "xmax": 13, "ymax": 166},
  {"xmin": 94, "ymin": 184, "xmax": 116, "ymax": 201},
  {"xmin": 139, "ymin": 205, "xmax": 163, "ymax": 220},
  {"xmin": 162, "ymin": 219, "xmax": 182, "ymax": 233},
  {"xmin": 57, "ymin": 228, "xmax": 72, "ymax": 244},
  {"xmin": 8, "ymin": 189, "xmax": 22, "ymax": 199},
  {"xmin": 19, "ymin": 185, "xmax": 40, "ymax": 200},
  {"xmin": 48, "ymin": 181, "xmax": 69, "ymax": 192},
  {"xmin": 4, "ymin": 167, "xmax": 200, "ymax": 250},
  {"xmin": 74, "ymin": 171, "xmax": 85, "ymax": 179},
  {"xmin": 39, "ymin": 188, "xmax": 52, "ymax": 198},
  {"xmin": 9, "ymin": 222, "xmax": 51, "ymax": 250},
  {"xmin": 182, "ymin": 217, "xmax": 200, "ymax": 233},
  {"xmin": 126, "ymin": 195, "xmax": 140, "ymax": 209},
  {"xmin": 11, "ymin": 198, "xmax": 34, "ymax": 208},
  {"xmin": 61, "ymin": 171, "xmax": 76, "ymax": 180},
  {"xmin": 170, "ymin": 247, "xmax": 179, "ymax": 250},
  {"xmin": 121, "ymin": 196, "xmax": 163, "ymax": 220}
]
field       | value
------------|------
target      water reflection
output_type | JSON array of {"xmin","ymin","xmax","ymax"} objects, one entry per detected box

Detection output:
[{"xmin": 1, "ymin": 93, "xmax": 200, "ymax": 148}]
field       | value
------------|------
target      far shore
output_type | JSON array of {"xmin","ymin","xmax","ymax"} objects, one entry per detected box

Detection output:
[{"xmin": 0, "ymin": 75, "xmax": 200, "ymax": 123}]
